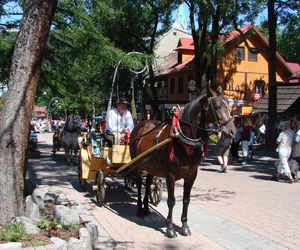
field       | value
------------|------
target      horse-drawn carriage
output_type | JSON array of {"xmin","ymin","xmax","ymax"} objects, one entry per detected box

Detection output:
[
  {"xmin": 54, "ymin": 87, "xmax": 236, "ymax": 237},
  {"xmin": 77, "ymin": 131, "xmax": 164, "ymax": 207}
]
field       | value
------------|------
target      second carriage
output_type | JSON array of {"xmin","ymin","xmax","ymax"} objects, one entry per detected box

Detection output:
[{"xmin": 78, "ymin": 131, "xmax": 164, "ymax": 207}]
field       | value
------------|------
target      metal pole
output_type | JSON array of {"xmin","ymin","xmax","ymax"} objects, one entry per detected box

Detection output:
[
  {"xmin": 107, "ymin": 60, "xmax": 121, "ymax": 113},
  {"xmin": 107, "ymin": 52, "xmax": 148, "ymax": 114}
]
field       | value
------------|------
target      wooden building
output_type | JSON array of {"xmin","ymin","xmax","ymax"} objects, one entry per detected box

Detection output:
[
  {"xmin": 252, "ymin": 84, "xmax": 300, "ymax": 115},
  {"xmin": 154, "ymin": 24, "xmax": 295, "ymax": 115}
]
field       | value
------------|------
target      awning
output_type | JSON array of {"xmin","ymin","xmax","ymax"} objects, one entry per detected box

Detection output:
[{"xmin": 252, "ymin": 85, "xmax": 300, "ymax": 113}]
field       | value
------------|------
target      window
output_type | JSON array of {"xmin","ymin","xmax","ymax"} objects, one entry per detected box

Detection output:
[
  {"xmin": 178, "ymin": 77, "xmax": 184, "ymax": 94},
  {"xmin": 236, "ymin": 47, "xmax": 245, "ymax": 60},
  {"xmin": 248, "ymin": 48, "xmax": 257, "ymax": 61},
  {"xmin": 170, "ymin": 78, "xmax": 175, "ymax": 95}
]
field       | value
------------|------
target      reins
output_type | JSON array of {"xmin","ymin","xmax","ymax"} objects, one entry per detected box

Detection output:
[
  {"xmin": 173, "ymin": 95, "xmax": 233, "ymax": 147},
  {"xmin": 128, "ymin": 114, "xmax": 172, "ymax": 145}
]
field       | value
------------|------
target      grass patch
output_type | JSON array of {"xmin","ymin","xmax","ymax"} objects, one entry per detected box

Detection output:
[
  {"xmin": 32, "ymin": 241, "xmax": 47, "ymax": 247},
  {"xmin": 0, "ymin": 219, "xmax": 30, "ymax": 242}
]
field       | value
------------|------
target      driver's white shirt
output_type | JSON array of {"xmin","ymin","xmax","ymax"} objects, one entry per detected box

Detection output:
[{"xmin": 105, "ymin": 108, "xmax": 134, "ymax": 133}]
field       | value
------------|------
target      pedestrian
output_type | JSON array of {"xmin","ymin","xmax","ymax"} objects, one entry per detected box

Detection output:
[
  {"xmin": 241, "ymin": 120, "xmax": 252, "ymax": 164},
  {"xmin": 216, "ymin": 131, "xmax": 233, "ymax": 173},
  {"xmin": 273, "ymin": 121, "xmax": 294, "ymax": 183},
  {"xmin": 230, "ymin": 121, "xmax": 242, "ymax": 162},
  {"xmin": 292, "ymin": 120, "xmax": 300, "ymax": 167},
  {"xmin": 105, "ymin": 97, "xmax": 134, "ymax": 145},
  {"xmin": 257, "ymin": 122, "xmax": 266, "ymax": 143},
  {"xmin": 248, "ymin": 128, "xmax": 255, "ymax": 159}
]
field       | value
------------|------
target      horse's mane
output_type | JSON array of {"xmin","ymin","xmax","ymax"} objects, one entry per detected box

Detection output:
[{"xmin": 180, "ymin": 94, "xmax": 207, "ymax": 125}]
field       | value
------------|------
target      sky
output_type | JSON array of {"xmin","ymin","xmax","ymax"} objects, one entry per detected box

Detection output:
[{"xmin": 1, "ymin": 2, "xmax": 22, "ymax": 25}]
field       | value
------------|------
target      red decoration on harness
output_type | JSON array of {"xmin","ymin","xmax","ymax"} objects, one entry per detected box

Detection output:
[{"xmin": 120, "ymin": 130, "xmax": 130, "ymax": 145}]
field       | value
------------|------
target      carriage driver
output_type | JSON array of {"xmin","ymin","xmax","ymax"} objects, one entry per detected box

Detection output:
[{"xmin": 105, "ymin": 97, "xmax": 134, "ymax": 144}]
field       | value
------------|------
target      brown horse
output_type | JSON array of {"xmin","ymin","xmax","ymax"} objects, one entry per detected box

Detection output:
[{"xmin": 129, "ymin": 88, "xmax": 236, "ymax": 238}]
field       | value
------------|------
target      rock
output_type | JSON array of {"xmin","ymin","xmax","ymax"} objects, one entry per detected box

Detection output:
[
  {"xmin": 51, "ymin": 237, "xmax": 67, "ymax": 250},
  {"xmin": 86, "ymin": 222, "xmax": 99, "ymax": 249},
  {"xmin": 79, "ymin": 228, "xmax": 92, "ymax": 250},
  {"xmin": 67, "ymin": 237, "xmax": 86, "ymax": 250},
  {"xmin": 54, "ymin": 205, "xmax": 80, "ymax": 226},
  {"xmin": 44, "ymin": 192, "xmax": 58, "ymax": 203},
  {"xmin": 32, "ymin": 187, "xmax": 49, "ymax": 209},
  {"xmin": 15, "ymin": 216, "xmax": 40, "ymax": 235},
  {"xmin": 25, "ymin": 195, "xmax": 40, "ymax": 219},
  {"xmin": 0, "ymin": 242, "xmax": 22, "ymax": 249},
  {"xmin": 55, "ymin": 192, "xmax": 70, "ymax": 206}
]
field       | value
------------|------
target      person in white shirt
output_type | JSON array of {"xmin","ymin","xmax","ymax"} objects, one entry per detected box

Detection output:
[
  {"xmin": 105, "ymin": 97, "xmax": 134, "ymax": 144},
  {"xmin": 292, "ymin": 121, "xmax": 300, "ymax": 168},
  {"xmin": 273, "ymin": 121, "xmax": 295, "ymax": 183}
]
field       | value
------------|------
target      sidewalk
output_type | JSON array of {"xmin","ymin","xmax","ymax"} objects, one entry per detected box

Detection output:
[{"xmin": 28, "ymin": 133, "xmax": 300, "ymax": 249}]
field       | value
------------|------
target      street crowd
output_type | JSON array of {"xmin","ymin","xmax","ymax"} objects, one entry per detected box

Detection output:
[{"xmin": 215, "ymin": 115, "xmax": 300, "ymax": 183}]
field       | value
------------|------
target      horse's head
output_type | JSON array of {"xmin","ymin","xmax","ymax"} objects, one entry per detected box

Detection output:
[
  {"xmin": 206, "ymin": 86, "xmax": 236, "ymax": 137},
  {"xmin": 65, "ymin": 114, "xmax": 82, "ymax": 132}
]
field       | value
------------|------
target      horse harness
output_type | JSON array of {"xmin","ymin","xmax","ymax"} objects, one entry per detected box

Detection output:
[
  {"xmin": 130, "ymin": 95, "xmax": 233, "ymax": 161},
  {"xmin": 171, "ymin": 95, "xmax": 233, "ymax": 148}
]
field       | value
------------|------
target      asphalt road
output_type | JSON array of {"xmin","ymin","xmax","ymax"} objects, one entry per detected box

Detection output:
[{"xmin": 27, "ymin": 132, "xmax": 300, "ymax": 249}]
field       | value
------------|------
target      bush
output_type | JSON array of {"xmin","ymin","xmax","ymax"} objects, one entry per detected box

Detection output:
[{"xmin": 0, "ymin": 219, "xmax": 30, "ymax": 242}]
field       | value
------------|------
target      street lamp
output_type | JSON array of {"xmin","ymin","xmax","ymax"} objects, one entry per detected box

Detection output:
[{"xmin": 47, "ymin": 97, "xmax": 66, "ymax": 120}]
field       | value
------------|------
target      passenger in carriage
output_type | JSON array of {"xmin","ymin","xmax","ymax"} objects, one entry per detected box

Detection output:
[{"xmin": 105, "ymin": 97, "xmax": 134, "ymax": 145}]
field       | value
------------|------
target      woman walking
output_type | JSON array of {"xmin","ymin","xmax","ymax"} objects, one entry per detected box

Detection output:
[{"xmin": 273, "ymin": 121, "xmax": 294, "ymax": 183}]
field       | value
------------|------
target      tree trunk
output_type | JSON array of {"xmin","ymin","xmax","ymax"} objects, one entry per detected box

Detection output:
[
  {"xmin": 188, "ymin": 1, "xmax": 209, "ymax": 93},
  {"xmin": 0, "ymin": 0, "xmax": 57, "ymax": 225},
  {"xmin": 266, "ymin": 0, "xmax": 278, "ymax": 146},
  {"xmin": 209, "ymin": 6, "xmax": 221, "ymax": 89}
]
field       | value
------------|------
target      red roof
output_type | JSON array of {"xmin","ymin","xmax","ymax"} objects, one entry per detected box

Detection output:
[
  {"xmin": 220, "ymin": 24, "xmax": 253, "ymax": 44},
  {"xmin": 175, "ymin": 24, "xmax": 254, "ymax": 52},
  {"xmin": 175, "ymin": 38, "xmax": 194, "ymax": 51},
  {"xmin": 287, "ymin": 62, "xmax": 300, "ymax": 77},
  {"xmin": 162, "ymin": 56, "xmax": 195, "ymax": 75},
  {"xmin": 286, "ymin": 62, "xmax": 300, "ymax": 83}
]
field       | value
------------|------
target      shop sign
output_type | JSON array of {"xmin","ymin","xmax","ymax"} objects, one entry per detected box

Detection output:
[{"xmin": 241, "ymin": 106, "xmax": 252, "ymax": 115}]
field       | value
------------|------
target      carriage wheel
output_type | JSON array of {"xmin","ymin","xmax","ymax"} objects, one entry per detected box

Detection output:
[
  {"xmin": 149, "ymin": 177, "xmax": 163, "ymax": 206},
  {"xmin": 96, "ymin": 169, "xmax": 105, "ymax": 207},
  {"xmin": 77, "ymin": 154, "xmax": 86, "ymax": 190},
  {"xmin": 124, "ymin": 174, "xmax": 135, "ymax": 190}
]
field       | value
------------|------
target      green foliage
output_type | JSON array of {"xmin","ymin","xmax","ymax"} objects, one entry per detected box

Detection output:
[
  {"xmin": 32, "ymin": 241, "xmax": 47, "ymax": 247},
  {"xmin": 36, "ymin": 219, "xmax": 63, "ymax": 230},
  {"xmin": 36, "ymin": 219, "xmax": 79, "ymax": 231},
  {"xmin": 0, "ymin": 219, "xmax": 30, "ymax": 242},
  {"xmin": 0, "ymin": 30, "xmax": 16, "ymax": 84},
  {"xmin": 35, "ymin": 0, "xmax": 177, "ymax": 117},
  {"xmin": 277, "ymin": 19, "xmax": 300, "ymax": 62}
]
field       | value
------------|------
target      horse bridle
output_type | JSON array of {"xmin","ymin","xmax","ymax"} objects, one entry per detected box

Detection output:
[
  {"xmin": 177, "ymin": 95, "xmax": 233, "ymax": 146},
  {"xmin": 207, "ymin": 96, "xmax": 233, "ymax": 131}
]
